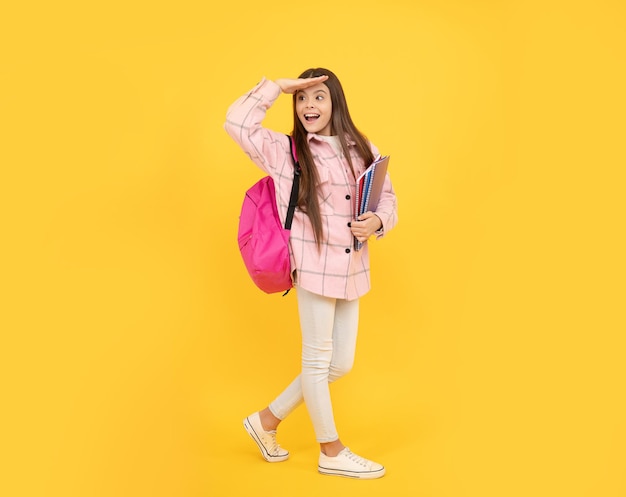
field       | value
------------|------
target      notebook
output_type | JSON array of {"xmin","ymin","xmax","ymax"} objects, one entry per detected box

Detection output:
[{"xmin": 354, "ymin": 155, "xmax": 390, "ymax": 251}]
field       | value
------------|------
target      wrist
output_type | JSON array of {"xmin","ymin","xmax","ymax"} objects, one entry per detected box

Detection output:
[{"xmin": 374, "ymin": 215, "xmax": 383, "ymax": 232}]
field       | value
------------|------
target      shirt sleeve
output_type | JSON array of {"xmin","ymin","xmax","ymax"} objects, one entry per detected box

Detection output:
[{"xmin": 223, "ymin": 78, "xmax": 288, "ymax": 175}]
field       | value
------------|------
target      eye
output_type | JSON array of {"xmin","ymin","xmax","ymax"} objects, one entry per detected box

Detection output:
[
  {"xmin": 315, "ymin": 95, "xmax": 324, "ymax": 101},
  {"xmin": 297, "ymin": 94, "xmax": 306, "ymax": 101}
]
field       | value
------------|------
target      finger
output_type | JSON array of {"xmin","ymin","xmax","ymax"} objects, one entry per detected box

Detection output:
[{"xmin": 299, "ymin": 75, "xmax": 328, "ymax": 87}]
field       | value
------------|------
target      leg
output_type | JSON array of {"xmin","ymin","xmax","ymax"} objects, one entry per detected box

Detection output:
[
  {"xmin": 297, "ymin": 287, "xmax": 342, "ymax": 443},
  {"xmin": 318, "ymin": 296, "xmax": 360, "ymax": 455},
  {"xmin": 296, "ymin": 287, "xmax": 359, "ymax": 444},
  {"xmin": 296, "ymin": 291, "xmax": 384, "ymax": 479},
  {"xmin": 243, "ymin": 290, "xmax": 341, "ymax": 463},
  {"xmin": 266, "ymin": 288, "xmax": 360, "ymax": 425}
]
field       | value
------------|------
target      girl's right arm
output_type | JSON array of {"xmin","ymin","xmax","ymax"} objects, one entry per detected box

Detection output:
[
  {"xmin": 224, "ymin": 76, "xmax": 329, "ymax": 175},
  {"xmin": 224, "ymin": 78, "xmax": 285, "ymax": 175}
]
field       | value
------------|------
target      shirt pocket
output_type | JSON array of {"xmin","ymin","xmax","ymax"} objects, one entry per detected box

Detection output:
[{"xmin": 317, "ymin": 165, "xmax": 335, "ymax": 215}]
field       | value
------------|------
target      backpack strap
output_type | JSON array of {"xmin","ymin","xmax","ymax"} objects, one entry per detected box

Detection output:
[{"xmin": 284, "ymin": 135, "xmax": 300, "ymax": 230}]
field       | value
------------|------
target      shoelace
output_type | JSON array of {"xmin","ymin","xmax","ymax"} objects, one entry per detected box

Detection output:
[
  {"xmin": 264, "ymin": 430, "xmax": 283, "ymax": 455},
  {"xmin": 343, "ymin": 449, "xmax": 370, "ymax": 468}
]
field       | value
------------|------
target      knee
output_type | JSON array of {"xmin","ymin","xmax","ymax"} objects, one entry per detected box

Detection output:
[{"xmin": 328, "ymin": 360, "xmax": 353, "ymax": 382}]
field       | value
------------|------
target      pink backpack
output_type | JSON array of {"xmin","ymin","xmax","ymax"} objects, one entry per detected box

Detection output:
[{"xmin": 237, "ymin": 136, "xmax": 300, "ymax": 294}]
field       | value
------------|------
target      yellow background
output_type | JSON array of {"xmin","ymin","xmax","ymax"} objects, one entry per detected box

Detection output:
[{"xmin": 1, "ymin": 1, "xmax": 625, "ymax": 496}]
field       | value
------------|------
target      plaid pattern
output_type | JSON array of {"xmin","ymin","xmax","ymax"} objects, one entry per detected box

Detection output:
[{"xmin": 225, "ymin": 78, "xmax": 398, "ymax": 300}]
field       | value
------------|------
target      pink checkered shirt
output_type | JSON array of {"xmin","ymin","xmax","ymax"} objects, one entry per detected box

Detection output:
[{"xmin": 225, "ymin": 78, "xmax": 398, "ymax": 300}]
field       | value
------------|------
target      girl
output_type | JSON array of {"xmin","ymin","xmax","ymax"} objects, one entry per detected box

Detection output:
[{"xmin": 224, "ymin": 68, "xmax": 398, "ymax": 479}]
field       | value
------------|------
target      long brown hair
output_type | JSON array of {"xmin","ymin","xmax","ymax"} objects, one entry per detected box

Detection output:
[{"xmin": 291, "ymin": 68, "xmax": 375, "ymax": 247}]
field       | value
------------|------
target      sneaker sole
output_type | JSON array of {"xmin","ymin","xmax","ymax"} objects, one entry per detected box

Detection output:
[
  {"xmin": 243, "ymin": 417, "xmax": 289, "ymax": 463},
  {"xmin": 318, "ymin": 465, "xmax": 386, "ymax": 479}
]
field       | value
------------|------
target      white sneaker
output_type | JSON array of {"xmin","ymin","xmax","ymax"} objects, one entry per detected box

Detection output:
[
  {"xmin": 243, "ymin": 412, "xmax": 289, "ymax": 462},
  {"xmin": 318, "ymin": 447, "xmax": 385, "ymax": 479}
]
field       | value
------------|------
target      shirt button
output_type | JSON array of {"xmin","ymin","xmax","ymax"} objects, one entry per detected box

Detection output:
[
  {"xmin": 345, "ymin": 248, "xmax": 351, "ymax": 253},
  {"xmin": 347, "ymin": 222, "xmax": 351, "ymax": 227},
  {"xmin": 345, "ymin": 194, "xmax": 351, "ymax": 200}
]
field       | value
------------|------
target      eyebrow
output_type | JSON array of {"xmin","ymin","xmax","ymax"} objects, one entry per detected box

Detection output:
[{"xmin": 297, "ymin": 88, "xmax": 328, "ymax": 95}]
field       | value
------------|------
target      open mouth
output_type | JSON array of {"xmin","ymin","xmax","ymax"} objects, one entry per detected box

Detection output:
[{"xmin": 304, "ymin": 113, "xmax": 320, "ymax": 122}]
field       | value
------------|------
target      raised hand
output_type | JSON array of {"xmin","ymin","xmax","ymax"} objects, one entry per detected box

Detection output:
[{"xmin": 275, "ymin": 75, "xmax": 329, "ymax": 94}]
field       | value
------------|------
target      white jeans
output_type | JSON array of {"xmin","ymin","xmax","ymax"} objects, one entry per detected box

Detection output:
[{"xmin": 268, "ymin": 286, "xmax": 360, "ymax": 443}]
